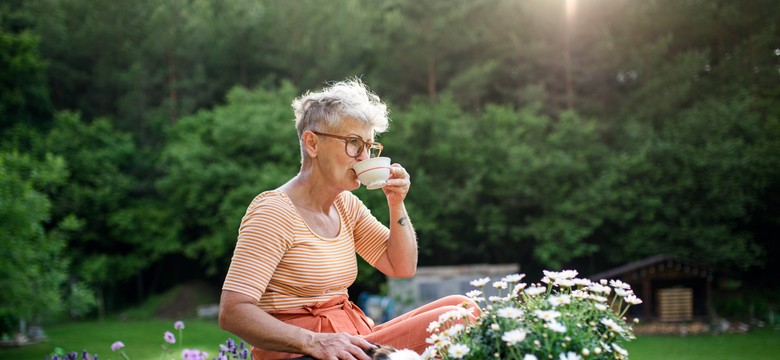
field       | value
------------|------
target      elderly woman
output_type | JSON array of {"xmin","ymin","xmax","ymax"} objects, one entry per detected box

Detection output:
[{"xmin": 219, "ymin": 78, "xmax": 478, "ymax": 360}]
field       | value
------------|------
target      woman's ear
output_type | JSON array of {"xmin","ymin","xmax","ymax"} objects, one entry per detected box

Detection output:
[{"xmin": 302, "ymin": 131, "xmax": 319, "ymax": 158}]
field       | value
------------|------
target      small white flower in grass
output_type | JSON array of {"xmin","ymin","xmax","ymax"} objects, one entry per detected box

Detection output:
[
  {"xmin": 491, "ymin": 323, "xmax": 500, "ymax": 331},
  {"xmin": 594, "ymin": 303, "xmax": 608, "ymax": 311},
  {"xmin": 611, "ymin": 343, "xmax": 628, "ymax": 356},
  {"xmin": 497, "ymin": 306, "xmax": 524, "ymax": 319},
  {"xmin": 609, "ymin": 279, "xmax": 631, "ymax": 290},
  {"xmin": 448, "ymin": 344, "xmax": 470, "ymax": 359},
  {"xmin": 600, "ymin": 318, "xmax": 625, "ymax": 333},
  {"xmin": 465, "ymin": 290, "xmax": 482, "ymax": 299},
  {"xmin": 470, "ymin": 277, "xmax": 491, "ymax": 287},
  {"xmin": 534, "ymin": 310, "xmax": 561, "ymax": 321},
  {"xmin": 502, "ymin": 274, "xmax": 525, "ymax": 283},
  {"xmin": 489, "ymin": 296, "xmax": 504, "ymax": 302},
  {"xmin": 523, "ymin": 355, "xmax": 538, "ymax": 360},
  {"xmin": 559, "ymin": 351, "xmax": 582, "ymax": 360},
  {"xmin": 548, "ymin": 321, "xmax": 567, "ymax": 333},
  {"xmin": 614, "ymin": 288, "xmax": 633, "ymax": 297},
  {"xmin": 541, "ymin": 276, "xmax": 551, "ymax": 284},
  {"xmin": 548, "ymin": 295, "xmax": 571, "ymax": 307},
  {"xmin": 501, "ymin": 329, "xmax": 527, "ymax": 345},
  {"xmin": 599, "ymin": 279, "xmax": 608, "ymax": 285},
  {"xmin": 625, "ymin": 294, "xmax": 643, "ymax": 305},
  {"xmin": 493, "ymin": 281, "xmax": 508, "ymax": 290},
  {"xmin": 525, "ymin": 286, "xmax": 546, "ymax": 296},
  {"xmin": 589, "ymin": 294, "xmax": 608, "ymax": 303}
]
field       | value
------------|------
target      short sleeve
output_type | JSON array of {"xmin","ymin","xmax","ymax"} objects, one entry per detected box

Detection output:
[
  {"xmin": 342, "ymin": 192, "xmax": 389, "ymax": 266},
  {"xmin": 222, "ymin": 193, "xmax": 294, "ymax": 302}
]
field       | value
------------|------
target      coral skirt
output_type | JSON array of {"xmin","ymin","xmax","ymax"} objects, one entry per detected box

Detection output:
[{"xmin": 252, "ymin": 294, "xmax": 373, "ymax": 359}]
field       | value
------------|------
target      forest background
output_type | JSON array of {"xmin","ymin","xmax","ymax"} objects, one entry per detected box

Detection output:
[{"xmin": 2, "ymin": 0, "xmax": 779, "ymax": 334}]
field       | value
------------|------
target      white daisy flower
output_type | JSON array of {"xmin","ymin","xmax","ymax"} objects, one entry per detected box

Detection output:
[
  {"xmin": 587, "ymin": 283, "xmax": 612, "ymax": 294},
  {"xmin": 594, "ymin": 303, "xmax": 608, "ymax": 311},
  {"xmin": 572, "ymin": 278, "xmax": 591, "ymax": 286},
  {"xmin": 465, "ymin": 290, "xmax": 483, "ymax": 299},
  {"xmin": 548, "ymin": 295, "xmax": 572, "ymax": 307},
  {"xmin": 497, "ymin": 306, "xmax": 524, "ymax": 319},
  {"xmin": 600, "ymin": 318, "xmax": 625, "ymax": 333},
  {"xmin": 609, "ymin": 279, "xmax": 631, "ymax": 290},
  {"xmin": 558, "ymin": 351, "xmax": 581, "ymax": 360},
  {"xmin": 611, "ymin": 343, "xmax": 628, "ymax": 356},
  {"xmin": 491, "ymin": 323, "xmax": 500, "ymax": 331},
  {"xmin": 625, "ymin": 294, "xmax": 643, "ymax": 305},
  {"xmin": 470, "ymin": 277, "xmax": 491, "ymax": 287},
  {"xmin": 448, "ymin": 344, "xmax": 470, "ymax": 359},
  {"xmin": 523, "ymin": 355, "xmax": 538, "ymax": 360},
  {"xmin": 493, "ymin": 281, "xmax": 508, "ymax": 290},
  {"xmin": 548, "ymin": 321, "xmax": 567, "ymax": 333},
  {"xmin": 501, "ymin": 329, "xmax": 527, "ymax": 345},
  {"xmin": 421, "ymin": 347, "xmax": 437, "ymax": 360},
  {"xmin": 426, "ymin": 320, "xmax": 440, "ymax": 333},
  {"xmin": 502, "ymin": 274, "xmax": 526, "ymax": 283},
  {"xmin": 555, "ymin": 279, "xmax": 576, "ymax": 288},
  {"xmin": 534, "ymin": 309, "xmax": 561, "ymax": 321},
  {"xmin": 571, "ymin": 290, "xmax": 589, "ymax": 299},
  {"xmin": 525, "ymin": 286, "xmax": 546, "ymax": 297}
]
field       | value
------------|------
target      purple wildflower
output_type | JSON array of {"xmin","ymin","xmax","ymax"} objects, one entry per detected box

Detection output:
[
  {"xmin": 164, "ymin": 331, "xmax": 176, "ymax": 344},
  {"xmin": 174, "ymin": 320, "xmax": 185, "ymax": 330},
  {"xmin": 111, "ymin": 341, "xmax": 124, "ymax": 352}
]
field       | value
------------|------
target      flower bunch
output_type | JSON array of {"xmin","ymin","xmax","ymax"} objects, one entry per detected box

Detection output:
[{"xmin": 423, "ymin": 270, "xmax": 642, "ymax": 360}]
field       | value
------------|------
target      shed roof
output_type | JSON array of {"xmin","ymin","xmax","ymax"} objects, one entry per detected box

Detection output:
[{"xmin": 588, "ymin": 254, "xmax": 715, "ymax": 281}]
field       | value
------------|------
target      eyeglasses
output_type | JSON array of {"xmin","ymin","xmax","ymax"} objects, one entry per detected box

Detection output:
[{"xmin": 311, "ymin": 131, "xmax": 383, "ymax": 159}]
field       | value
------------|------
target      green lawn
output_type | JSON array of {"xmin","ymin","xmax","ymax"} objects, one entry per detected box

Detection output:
[
  {"xmin": 625, "ymin": 328, "xmax": 780, "ymax": 360},
  {"xmin": 2, "ymin": 320, "xmax": 778, "ymax": 359},
  {"xmin": 0, "ymin": 319, "xmax": 238, "ymax": 360}
]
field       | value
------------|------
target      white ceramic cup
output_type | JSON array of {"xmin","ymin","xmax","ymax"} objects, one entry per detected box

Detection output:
[{"xmin": 353, "ymin": 156, "xmax": 392, "ymax": 190}]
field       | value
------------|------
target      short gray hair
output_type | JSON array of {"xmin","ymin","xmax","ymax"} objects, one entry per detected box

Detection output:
[{"xmin": 292, "ymin": 78, "xmax": 390, "ymax": 138}]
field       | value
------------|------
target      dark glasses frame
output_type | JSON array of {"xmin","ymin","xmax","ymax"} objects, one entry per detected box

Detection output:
[{"xmin": 311, "ymin": 131, "xmax": 383, "ymax": 159}]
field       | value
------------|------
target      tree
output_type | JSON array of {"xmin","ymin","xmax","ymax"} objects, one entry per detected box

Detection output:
[
  {"xmin": 0, "ymin": 30, "xmax": 51, "ymax": 130},
  {"xmin": 0, "ymin": 151, "xmax": 69, "ymax": 335},
  {"xmin": 158, "ymin": 82, "xmax": 301, "ymax": 274}
]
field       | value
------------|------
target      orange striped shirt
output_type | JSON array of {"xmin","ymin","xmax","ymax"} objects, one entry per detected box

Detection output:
[{"xmin": 222, "ymin": 189, "xmax": 390, "ymax": 311}]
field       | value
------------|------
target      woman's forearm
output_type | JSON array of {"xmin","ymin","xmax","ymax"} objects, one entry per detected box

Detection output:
[{"xmin": 386, "ymin": 203, "xmax": 418, "ymax": 278}]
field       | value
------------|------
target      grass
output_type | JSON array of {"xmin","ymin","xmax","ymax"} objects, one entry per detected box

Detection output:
[
  {"xmin": 625, "ymin": 327, "xmax": 780, "ymax": 360},
  {"xmin": 0, "ymin": 319, "xmax": 237, "ymax": 360},
  {"xmin": 2, "ymin": 320, "xmax": 778, "ymax": 359}
]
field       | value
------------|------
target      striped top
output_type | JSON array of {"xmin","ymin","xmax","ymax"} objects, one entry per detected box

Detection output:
[{"xmin": 222, "ymin": 189, "xmax": 390, "ymax": 310}]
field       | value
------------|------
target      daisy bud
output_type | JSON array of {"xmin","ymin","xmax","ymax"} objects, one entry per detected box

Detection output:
[
  {"xmin": 582, "ymin": 348, "xmax": 590, "ymax": 356},
  {"xmin": 594, "ymin": 347, "xmax": 602, "ymax": 355}
]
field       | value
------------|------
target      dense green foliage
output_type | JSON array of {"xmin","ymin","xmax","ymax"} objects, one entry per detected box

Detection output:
[{"xmin": 1, "ymin": 0, "xmax": 778, "ymax": 328}]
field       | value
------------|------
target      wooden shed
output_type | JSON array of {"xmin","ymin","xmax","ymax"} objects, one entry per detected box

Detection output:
[{"xmin": 588, "ymin": 255, "xmax": 716, "ymax": 322}]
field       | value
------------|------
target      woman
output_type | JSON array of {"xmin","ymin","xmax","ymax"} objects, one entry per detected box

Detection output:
[{"xmin": 219, "ymin": 78, "xmax": 478, "ymax": 360}]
